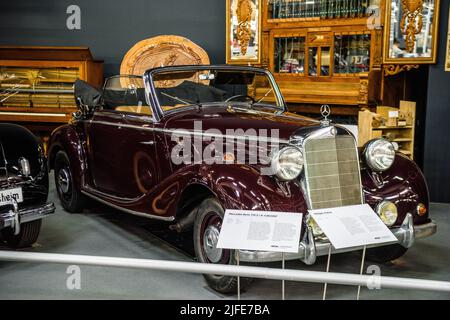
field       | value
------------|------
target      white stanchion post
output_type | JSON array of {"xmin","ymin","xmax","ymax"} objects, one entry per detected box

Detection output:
[
  {"xmin": 282, "ymin": 252, "xmax": 285, "ymax": 300},
  {"xmin": 322, "ymin": 245, "xmax": 332, "ymax": 300},
  {"xmin": 236, "ymin": 250, "xmax": 240, "ymax": 300},
  {"xmin": 357, "ymin": 245, "xmax": 367, "ymax": 300}
]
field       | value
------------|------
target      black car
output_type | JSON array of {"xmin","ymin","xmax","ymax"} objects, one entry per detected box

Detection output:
[{"xmin": 0, "ymin": 123, "xmax": 55, "ymax": 248}]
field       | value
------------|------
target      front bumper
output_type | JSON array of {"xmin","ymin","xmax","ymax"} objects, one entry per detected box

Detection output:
[
  {"xmin": 0, "ymin": 202, "xmax": 55, "ymax": 231},
  {"xmin": 239, "ymin": 213, "xmax": 437, "ymax": 263}
]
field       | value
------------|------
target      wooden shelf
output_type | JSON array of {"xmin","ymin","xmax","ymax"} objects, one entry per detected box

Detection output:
[
  {"xmin": 358, "ymin": 102, "xmax": 416, "ymax": 160},
  {"xmin": 374, "ymin": 126, "xmax": 413, "ymax": 130},
  {"xmin": 393, "ymin": 138, "xmax": 413, "ymax": 142}
]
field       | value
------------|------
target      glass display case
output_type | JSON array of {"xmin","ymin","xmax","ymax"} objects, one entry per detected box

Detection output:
[{"xmin": 271, "ymin": 32, "xmax": 371, "ymax": 77}]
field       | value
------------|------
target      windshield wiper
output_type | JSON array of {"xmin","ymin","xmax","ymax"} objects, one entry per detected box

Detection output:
[{"xmin": 160, "ymin": 92, "xmax": 201, "ymax": 107}]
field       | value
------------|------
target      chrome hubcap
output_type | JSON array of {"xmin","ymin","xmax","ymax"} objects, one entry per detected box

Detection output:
[
  {"xmin": 58, "ymin": 168, "xmax": 70, "ymax": 194},
  {"xmin": 203, "ymin": 225, "xmax": 222, "ymax": 263}
]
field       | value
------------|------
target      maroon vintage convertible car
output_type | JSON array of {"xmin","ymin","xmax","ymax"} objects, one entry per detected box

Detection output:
[{"xmin": 48, "ymin": 65, "xmax": 436, "ymax": 293}]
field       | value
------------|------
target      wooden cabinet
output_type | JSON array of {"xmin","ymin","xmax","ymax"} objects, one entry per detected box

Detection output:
[
  {"xmin": 258, "ymin": 0, "xmax": 384, "ymax": 115},
  {"xmin": 225, "ymin": 0, "xmax": 430, "ymax": 116},
  {"xmin": 0, "ymin": 46, "xmax": 103, "ymax": 152}
]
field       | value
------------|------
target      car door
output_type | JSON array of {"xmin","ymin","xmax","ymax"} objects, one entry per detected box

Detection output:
[{"xmin": 86, "ymin": 109, "xmax": 158, "ymax": 199}]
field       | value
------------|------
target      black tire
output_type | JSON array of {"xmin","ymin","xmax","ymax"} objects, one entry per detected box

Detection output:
[
  {"xmin": 193, "ymin": 197, "xmax": 253, "ymax": 294},
  {"xmin": 2, "ymin": 220, "xmax": 42, "ymax": 248},
  {"xmin": 54, "ymin": 150, "xmax": 86, "ymax": 213},
  {"xmin": 366, "ymin": 244, "xmax": 408, "ymax": 263}
]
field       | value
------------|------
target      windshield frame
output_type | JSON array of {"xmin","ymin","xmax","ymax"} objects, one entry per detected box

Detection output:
[{"xmin": 143, "ymin": 65, "xmax": 286, "ymax": 122}]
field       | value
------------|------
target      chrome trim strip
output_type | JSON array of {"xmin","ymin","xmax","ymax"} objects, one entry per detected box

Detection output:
[
  {"xmin": 80, "ymin": 190, "xmax": 175, "ymax": 222},
  {"xmin": 89, "ymin": 120, "xmax": 290, "ymax": 144},
  {"xmin": 82, "ymin": 184, "xmax": 140, "ymax": 204}
]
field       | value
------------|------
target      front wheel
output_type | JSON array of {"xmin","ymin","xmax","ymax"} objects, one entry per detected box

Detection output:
[
  {"xmin": 366, "ymin": 244, "xmax": 408, "ymax": 263},
  {"xmin": 2, "ymin": 220, "xmax": 42, "ymax": 248},
  {"xmin": 193, "ymin": 198, "xmax": 252, "ymax": 294},
  {"xmin": 54, "ymin": 151, "xmax": 86, "ymax": 213}
]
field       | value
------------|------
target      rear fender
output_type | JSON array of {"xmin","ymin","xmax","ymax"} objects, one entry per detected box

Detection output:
[{"xmin": 48, "ymin": 124, "xmax": 85, "ymax": 190}]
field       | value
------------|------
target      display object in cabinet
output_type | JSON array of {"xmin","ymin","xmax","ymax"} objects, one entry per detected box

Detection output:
[
  {"xmin": 268, "ymin": 0, "xmax": 376, "ymax": 20},
  {"xmin": 334, "ymin": 33, "xmax": 371, "ymax": 74},
  {"xmin": 226, "ymin": 0, "xmax": 262, "ymax": 64},
  {"xmin": 358, "ymin": 101, "xmax": 416, "ymax": 159},
  {"xmin": 274, "ymin": 36, "xmax": 305, "ymax": 73},
  {"xmin": 383, "ymin": 0, "xmax": 440, "ymax": 64},
  {"xmin": 0, "ymin": 46, "xmax": 103, "ymax": 152}
]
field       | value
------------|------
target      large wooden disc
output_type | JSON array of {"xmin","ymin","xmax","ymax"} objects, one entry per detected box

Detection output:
[{"xmin": 120, "ymin": 35, "xmax": 210, "ymax": 77}]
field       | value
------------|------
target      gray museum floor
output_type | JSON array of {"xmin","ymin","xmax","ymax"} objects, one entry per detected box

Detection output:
[{"xmin": 0, "ymin": 174, "xmax": 449, "ymax": 300}]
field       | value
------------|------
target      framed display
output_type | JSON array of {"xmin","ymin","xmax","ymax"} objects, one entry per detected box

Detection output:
[
  {"xmin": 446, "ymin": 6, "xmax": 450, "ymax": 71},
  {"xmin": 383, "ymin": 0, "xmax": 440, "ymax": 64},
  {"xmin": 226, "ymin": 0, "xmax": 261, "ymax": 64}
]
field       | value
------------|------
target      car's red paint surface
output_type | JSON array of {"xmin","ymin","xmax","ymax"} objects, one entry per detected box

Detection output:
[{"xmin": 48, "ymin": 102, "xmax": 430, "ymax": 233}]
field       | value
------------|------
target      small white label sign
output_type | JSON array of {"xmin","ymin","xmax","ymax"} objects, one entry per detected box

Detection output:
[
  {"xmin": 309, "ymin": 204, "xmax": 397, "ymax": 250},
  {"xmin": 217, "ymin": 210, "xmax": 302, "ymax": 253},
  {"xmin": 389, "ymin": 110, "xmax": 399, "ymax": 118},
  {"xmin": 0, "ymin": 187, "xmax": 23, "ymax": 206}
]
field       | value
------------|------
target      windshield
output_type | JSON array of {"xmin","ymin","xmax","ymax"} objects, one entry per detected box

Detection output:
[
  {"xmin": 148, "ymin": 67, "xmax": 284, "ymax": 114},
  {"xmin": 101, "ymin": 75, "xmax": 151, "ymax": 115}
]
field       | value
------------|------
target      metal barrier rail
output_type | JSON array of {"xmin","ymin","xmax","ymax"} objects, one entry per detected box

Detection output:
[{"xmin": 1, "ymin": 251, "xmax": 450, "ymax": 293}]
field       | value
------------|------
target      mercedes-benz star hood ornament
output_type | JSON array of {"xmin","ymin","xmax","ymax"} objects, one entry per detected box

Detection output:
[{"xmin": 320, "ymin": 104, "xmax": 331, "ymax": 126}]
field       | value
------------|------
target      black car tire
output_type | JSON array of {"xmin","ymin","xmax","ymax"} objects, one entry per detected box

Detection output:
[
  {"xmin": 2, "ymin": 219, "xmax": 42, "ymax": 248},
  {"xmin": 193, "ymin": 197, "xmax": 253, "ymax": 294},
  {"xmin": 54, "ymin": 150, "xmax": 86, "ymax": 213},
  {"xmin": 366, "ymin": 244, "xmax": 408, "ymax": 263}
]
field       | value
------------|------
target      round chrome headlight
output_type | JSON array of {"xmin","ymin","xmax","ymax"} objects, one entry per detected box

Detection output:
[
  {"xmin": 271, "ymin": 146, "xmax": 304, "ymax": 181},
  {"xmin": 376, "ymin": 201, "xmax": 398, "ymax": 226},
  {"xmin": 364, "ymin": 138, "xmax": 395, "ymax": 171}
]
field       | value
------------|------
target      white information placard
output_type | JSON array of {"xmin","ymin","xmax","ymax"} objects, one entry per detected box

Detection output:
[
  {"xmin": 217, "ymin": 210, "xmax": 302, "ymax": 253},
  {"xmin": 309, "ymin": 204, "xmax": 398, "ymax": 250}
]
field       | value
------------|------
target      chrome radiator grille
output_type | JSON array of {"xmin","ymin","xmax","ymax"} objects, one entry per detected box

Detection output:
[{"xmin": 304, "ymin": 135, "xmax": 362, "ymax": 209}]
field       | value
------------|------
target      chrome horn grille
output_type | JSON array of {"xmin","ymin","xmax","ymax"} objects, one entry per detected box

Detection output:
[{"xmin": 303, "ymin": 135, "xmax": 363, "ymax": 209}]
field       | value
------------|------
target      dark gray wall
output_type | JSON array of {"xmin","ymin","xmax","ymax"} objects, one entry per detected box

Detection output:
[
  {"xmin": 424, "ymin": 0, "xmax": 450, "ymax": 203},
  {"xmin": 0, "ymin": 0, "xmax": 226, "ymax": 77}
]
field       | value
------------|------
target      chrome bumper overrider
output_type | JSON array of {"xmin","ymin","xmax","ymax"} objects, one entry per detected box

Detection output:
[
  {"xmin": 239, "ymin": 213, "xmax": 437, "ymax": 263},
  {"xmin": 0, "ymin": 202, "xmax": 55, "ymax": 233}
]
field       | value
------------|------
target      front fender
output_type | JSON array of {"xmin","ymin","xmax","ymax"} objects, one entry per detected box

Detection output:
[
  {"xmin": 150, "ymin": 163, "xmax": 309, "ymax": 221},
  {"xmin": 362, "ymin": 153, "xmax": 430, "ymax": 226},
  {"xmin": 48, "ymin": 124, "xmax": 85, "ymax": 190},
  {"xmin": 205, "ymin": 164, "xmax": 308, "ymax": 214}
]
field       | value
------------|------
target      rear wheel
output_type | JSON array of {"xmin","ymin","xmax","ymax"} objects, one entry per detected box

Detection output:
[
  {"xmin": 2, "ymin": 220, "xmax": 42, "ymax": 248},
  {"xmin": 366, "ymin": 244, "xmax": 408, "ymax": 263},
  {"xmin": 193, "ymin": 197, "xmax": 252, "ymax": 294},
  {"xmin": 54, "ymin": 151, "xmax": 86, "ymax": 213}
]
